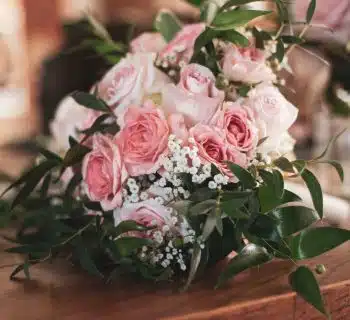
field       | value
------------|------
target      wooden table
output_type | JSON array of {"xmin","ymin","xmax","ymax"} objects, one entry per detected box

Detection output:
[{"xmin": 0, "ymin": 237, "xmax": 349, "ymax": 320}]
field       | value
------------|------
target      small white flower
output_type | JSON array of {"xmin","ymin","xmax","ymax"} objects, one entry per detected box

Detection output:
[
  {"xmin": 142, "ymin": 246, "xmax": 148, "ymax": 252},
  {"xmin": 140, "ymin": 192, "xmax": 148, "ymax": 201},
  {"xmin": 158, "ymin": 177, "xmax": 167, "ymax": 187},
  {"xmin": 192, "ymin": 157, "xmax": 201, "ymax": 167},
  {"xmin": 127, "ymin": 178, "xmax": 136, "ymax": 186},
  {"xmin": 148, "ymin": 174, "xmax": 156, "ymax": 181},
  {"xmin": 183, "ymin": 191, "xmax": 191, "ymax": 199},
  {"xmin": 171, "ymin": 216, "xmax": 178, "ymax": 225},
  {"xmin": 165, "ymin": 246, "xmax": 170, "ymax": 252},
  {"xmin": 188, "ymin": 137, "xmax": 195, "ymax": 144},
  {"xmin": 177, "ymin": 187, "xmax": 185, "ymax": 194},
  {"xmin": 203, "ymin": 163, "xmax": 211, "ymax": 174},
  {"xmin": 214, "ymin": 174, "xmax": 224, "ymax": 184},
  {"xmin": 189, "ymin": 167, "xmax": 198, "ymax": 175},
  {"xmin": 180, "ymin": 264, "xmax": 187, "ymax": 271},
  {"xmin": 169, "ymin": 134, "xmax": 176, "ymax": 141},
  {"xmin": 129, "ymin": 184, "xmax": 140, "ymax": 194},
  {"xmin": 155, "ymin": 197, "xmax": 165, "ymax": 205},
  {"xmin": 166, "ymin": 253, "xmax": 173, "ymax": 260},
  {"xmin": 162, "ymin": 225, "xmax": 170, "ymax": 233}
]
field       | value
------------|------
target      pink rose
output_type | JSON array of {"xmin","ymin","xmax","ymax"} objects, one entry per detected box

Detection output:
[
  {"xmin": 189, "ymin": 124, "xmax": 247, "ymax": 176},
  {"xmin": 116, "ymin": 102, "xmax": 170, "ymax": 176},
  {"xmin": 245, "ymin": 84, "xmax": 298, "ymax": 153},
  {"xmin": 82, "ymin": 134, "xmax": 128, "ymax": 211},
  {"xmin": 158, "ymin": 23, "xmax": 205, "ymax": 66},
  {"xmin": 113, "ymin": 200, "xmax": 188, "ymax": 239},
  {"xmin": 162, "ymin": 64, "xmax": 224, "ymax": 127},
  {"xmin": 114, "ymin": 200, "xmax": 171, "ymax": 230},
  {"xmin": 98, "ymin": 53, "xmax": 170, "ymax": 114},
  {"xmin": 130, "ymin": 32, "xmax": 166, "ymax": 53},
  {"xmin": 222, "ymin": 45, "xmax": 275, "ymax": 84},
  {"xmin": 222, "ymin": 102, "xmax": 258, "ymax": 155},
  {"xmin": 50, "ymin": 96, "xmax": 91, "ymax": 151}
]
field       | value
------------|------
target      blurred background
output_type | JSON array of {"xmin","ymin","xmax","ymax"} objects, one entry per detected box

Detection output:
[{"xmin": 0, "ymin": 0, "xmax": 349, "ymax": 205}]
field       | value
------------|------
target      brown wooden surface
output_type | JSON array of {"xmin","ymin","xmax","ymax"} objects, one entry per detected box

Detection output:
[{"xmin": 0, "ymin": 236, "xmax": 349, "ymax": 320}]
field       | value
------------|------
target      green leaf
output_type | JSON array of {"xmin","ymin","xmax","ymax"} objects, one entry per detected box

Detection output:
[
  {"xmin": 290, "ymin": 227, "xmax": 350, "ymax": 260},
  {"xmin": 64, "ymin": 173, "xmax": 83, "ymax": 197},
  {"xmin": 200, "ymin": 1, "xmax": 220, "ymax": 24},
  {"xmin": 183, "ymin": 243, "xmax": 202, "ymax": 291},
  {"xmin": 201, "ymin": 209, "xmax": 217, "ymax": 241},
  {"xmin": 73, "ymin": 237, "xmax": 103, "ymax": 278},
  {"xmin": 6, "ymin": 243, "xmax": 50, "ymax": 254},
  {"xmin": 190, "ymin": 188, "xmax": 217, "ymax": 202},
  {"xmin": 79, "ymin": 114, "xmax": 111, "ymax": 136},
  {"xmin": 227, "ymin": 163, "xmax": 255, "ymax": 189},
  {"xmin": 221, "ymin": 197, "xmax": 249, "ymax": 217},
  {"xmin": 313, "ymin": 129, "xmax": 347, "ymax": 161},
  {"xmin": 211, "ymin": 9, "xmax": 272, "ymax": 31},
  {"xmin": 237, "ymin": 84, "xmax": 251, "ymax": 97},
  {"xmin": 219, "ymin": 30, "xmax": 249, "ymax": 47},
  {"xmin": 193, "ymin": 27, "xmax": 219, "ymax": 57},
  {"xmin": 114, "ymin": 220, "xmax": 153, "ymax": 236},
  {"xmin": 10, "ymin": 263, "xmax": 31, "ymax": 280},
  {"xmin": 63, "ymin": 143, "xmax": 91, "ymax": 167},
  {"xmin": 315, "ymin": 160, "xmax": 344, "ymax": 182},
  {"xmin": 289, "ymin": 266, "xmax": 327, "ymax": 316},
  {"xmin": 274, "ymin": 0, "xmax": 288, "ymax": 23},
  {"xmin": 23, "ymin": 259, "xmax": 30, "ymax": 279},
  {"xmin": 216, "ymin": 244, "xmax": 272, "ymax": 288},
  {"xmin": 69, "ymin": 136, "xmax": 78, "ymax": 147},
  {"xmin": 281, "ymin": 35, "xmax": 304, "ymax": 44},
  {"xmin": 269, "ymin": 204, "xmax": 319, "ymax": 237},
  {"xmin": 190, "ymin": 199, "xmax": 216, "ymax": 216},
  {"xmin": 154, "ymin": 10, "xmax": 182, "ymax": 42},
  {"xmin": 71, "ymin": 91, "xmax": 110, "ymax": 112},
  {"xmin": 220, "ymin": 0, "xmax": 264, "ymax": 12},
  {"xmin": 293, "ymin": 160, "xmax": 307, "ymax": 176},
  {"xmin": 115, "ymin": 237, "xmax": 152, "ymax": 257},
  {"xmin": 248, "ymin": 214, "xmax": 280, "ymax": 242},
  {"xmin": 306, "ymin": 0, "xmax": 317, "ymax": 24},
  {"xmin": 11, "ymin": 161, "xmax": 59, "ymax": 209},
  {"xmin": 252, "ymin": 27, "xmax": 272, "ymax": 49},
  {"xmin": 299, "ymin": 169, "xmax": 323, "ymax": 218},
  {"xmin": 216, "ymin": 214, "xmax": 223, "ymax": 236},
  {"xmin": 273, "ymin": 157, "xmax": 295, "ymax": 173},
  {"xmin": 33, "ymin": 144, "xmax": 62, "ymax": 163},
  {"xmin": 275, "ymin": 38, "xmax": 285, "ymax": 62},
  {"xmin": 1, "ymin": 160, "xmax": 58, "ymax": 198},
  {"xmin": 40, "ymin": 173, "xmax": 51, "ymax": 199}
]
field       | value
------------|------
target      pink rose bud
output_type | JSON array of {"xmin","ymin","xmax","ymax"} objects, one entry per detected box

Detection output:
[{"xmin": 82, "ymin": 134, "xmax": 128, "ymax": 211}]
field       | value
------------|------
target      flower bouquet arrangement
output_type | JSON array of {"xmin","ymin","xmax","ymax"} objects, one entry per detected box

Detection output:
[{"xmin": 1, "ymin": 0, "xmax": 349, "ymax": 317}]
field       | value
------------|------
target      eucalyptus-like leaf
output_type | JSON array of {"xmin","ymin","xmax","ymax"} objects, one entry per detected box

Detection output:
[
  {"xmin": 190, "ymin": 199, "xmax": 216, "ymax": 216},
  {"xmin": 237, "ymin": 84, "xmax": 251, "ymax": 97},
  {"xmin": 73, "ymin": 236, "xmax": 103, "ymax": 278},
  {"xmin": 252, "ymin": 27, "xmax": 272, "ymax": 49},
  {"xmin": 63, "ymin": 143, "xmax": 91, "ymax": 167},
  {"xmin": 290, "ymin": 227, "xmax": 350, "ymax": 260},
  {"xmin": 227, "ymin": 163, "xmax": 255, "ymax": 189},
  {"xmin": 306, "ymin": 0, "xmax": 317, "ymax": 24},
  {"xmin": 216, "ymin": 244, "xmax": 272, "ymax": 288},
  {"xmin": 79, "ymin": 114, "xmax": 111, "ymax": 136},
  {"xmin": 71, "ymin": 91, "xmax": 110, "ymax": 113},
  {"xmin": 202, "ymin": 209, "xmax": 218, "ymax": 241},
  {"xmin": 315, "ymin": 160, "xmax": 344, "ymax": 182},
  {"xmin": 1, "ymin": 160, "xmax": 58, "ymax": 199},
  {"xmin": 289, "ymin": 266, "xmax": 327, "ymax": 316},
  {"xmin": 211, "ymin": 9, "xmax": 272, "ymax": 31},
  {"xmin": 183, "ymin": 243, "xmax": 202, "ymax": 291},
  {"xmin": 154, "ymin": 10, "xmax": 182, "ymax": 42},
  {"xmin": 221, "ymin": 197, "xmax": 249, "ymax": 216},
  {"xmin": 190, "ymin": 188, "xmax": 217, "ymax": 202}
]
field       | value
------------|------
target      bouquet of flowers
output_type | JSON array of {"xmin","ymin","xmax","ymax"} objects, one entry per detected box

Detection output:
[{"xmin": 1, "ymin": 0, "xmax": 349, "ymax": 317}]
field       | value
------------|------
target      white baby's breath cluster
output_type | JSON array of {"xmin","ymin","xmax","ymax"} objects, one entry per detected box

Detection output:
[{"xmin": 137, "ymin": 206, "xmax": 195, "ymax": 272}]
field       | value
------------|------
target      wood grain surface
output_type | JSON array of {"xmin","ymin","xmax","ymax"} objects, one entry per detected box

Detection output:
[{"xmin": 0, "ymin": 235, "xmax": 349, "ymax": 320}]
